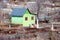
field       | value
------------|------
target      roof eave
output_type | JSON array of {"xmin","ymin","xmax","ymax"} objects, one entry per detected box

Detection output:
[{"xmin": 11, "ymin": 16, "xmax": 23, "ymax": 17}]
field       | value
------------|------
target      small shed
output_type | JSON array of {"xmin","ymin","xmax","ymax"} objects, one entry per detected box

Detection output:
[{"xmin": 10, "ymin": 8, "xmax": 36, "ymax": 27}]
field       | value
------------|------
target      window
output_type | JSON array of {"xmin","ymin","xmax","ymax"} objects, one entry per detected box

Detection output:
[
  {"xmin": 25, "ymin": 17, "xmax": 28, "ymax": 21},
  {"xmin": 31, "ymin": 16, "xmax": 34, "ymax": 20}
]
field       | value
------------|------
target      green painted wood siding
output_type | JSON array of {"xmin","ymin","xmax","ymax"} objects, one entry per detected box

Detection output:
[
  {"xmin": 23, "ymin": 10, "xmax": 35, "ymax": 27},
  {"xmin": 11, "ymin": 17, "xmax": 23, "ymax": 24}
]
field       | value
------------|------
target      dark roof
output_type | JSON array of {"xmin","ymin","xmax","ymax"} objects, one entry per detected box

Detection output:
[{"xmin": 11, "ymin": 8, "xmax": 27, "ymax": 17}]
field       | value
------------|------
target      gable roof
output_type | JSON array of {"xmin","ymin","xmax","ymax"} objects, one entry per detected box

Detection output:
[
  {"xmin": 11, "ymin": 8, "xmax": 36, "ymax": 17},
  {"xmin": 11, "ymin": 8, "xmax": 27, "ymax": 17}
]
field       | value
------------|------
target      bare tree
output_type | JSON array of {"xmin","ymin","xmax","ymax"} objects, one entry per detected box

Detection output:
[{"xmin": 36, "ymin": 0, "xmax": 45, "ymax": 28}]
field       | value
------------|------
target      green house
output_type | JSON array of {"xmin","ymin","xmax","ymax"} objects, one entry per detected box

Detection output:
[{"xmin": 11, "ymin": 8, "xmax": 36, "ymax": 27}]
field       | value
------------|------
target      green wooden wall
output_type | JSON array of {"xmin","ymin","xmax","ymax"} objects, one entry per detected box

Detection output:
[{"xmin": 11, "ymin": 17, "xmax": 23, "ymax": 24}]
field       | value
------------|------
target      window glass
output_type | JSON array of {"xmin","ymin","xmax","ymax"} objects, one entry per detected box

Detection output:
[
  {"xmin": 25, "ymin": 17, "xmax": 28, "ymax": 21},
  {"xmin": 31, "ymin": 16, "xmax": 34, "ymax": 20}
]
